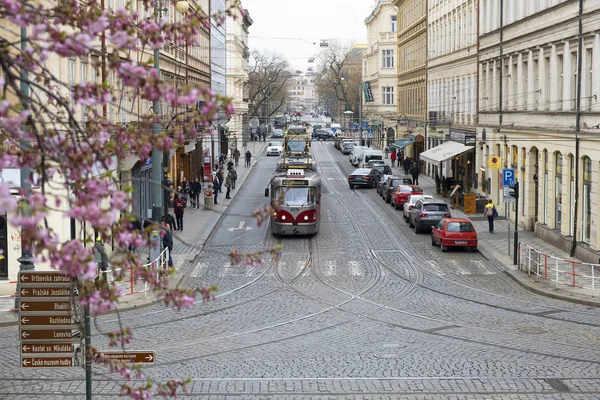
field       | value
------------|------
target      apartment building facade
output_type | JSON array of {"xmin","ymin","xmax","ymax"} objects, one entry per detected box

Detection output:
[
  {"xmin": 421, "ymin": 0, "xmax": 478, "ymax": 182},
  {"xmin": 226, "ymin": 2, "xmax": 252, "ymax": 154},
  {"xmin": 393, "ymin": 0, "xmax": 427, "ymax": 159},
  {"xmin": 477, "ymin": 0, "xmax": 600, "ymax": 262},
  {"xmin": 363, "ymin": 0, "xmax": 399, "ymax": 150}
]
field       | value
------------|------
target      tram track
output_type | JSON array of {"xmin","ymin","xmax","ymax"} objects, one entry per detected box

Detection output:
[
  {"xmin": 313, "ymin": 141, "xmax": 600, "ymax": 360},
  {"xmin": 321, "ymin": 141, "xmax": 600, "ymax": 322}
]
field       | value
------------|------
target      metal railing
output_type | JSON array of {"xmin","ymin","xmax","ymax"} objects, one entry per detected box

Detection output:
[
  {"xmin": 518, "ymin": 242, "xmax": 600, "ymax": 290},
  {"xmin": 101, "ymin": 247, "xmax": 171, "ymax": 298}
]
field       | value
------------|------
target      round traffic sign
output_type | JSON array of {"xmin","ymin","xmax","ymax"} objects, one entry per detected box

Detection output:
[{"xmin": 488, "ymin": 156, "xmax": 501, "ymax": 170}]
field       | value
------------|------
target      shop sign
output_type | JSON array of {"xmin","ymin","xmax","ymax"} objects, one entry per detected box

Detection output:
[{"xmin": 449, "ymin": 129, "xmax": 476, "ymax": 145}]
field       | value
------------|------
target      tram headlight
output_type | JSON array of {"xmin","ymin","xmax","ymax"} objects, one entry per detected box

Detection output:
[
  {"xmin": 281, "ymin": 215, "xmax": 286, "ymax": 220},
  {"xmin": 303, "ymin": 215, "xmax": 309, "ymax": 221}
]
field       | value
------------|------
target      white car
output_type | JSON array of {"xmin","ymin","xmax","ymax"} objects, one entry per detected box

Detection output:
[
  {"xmin": 403, "ymin": 194, "xmax": 434, "ymax": 222},
  {"xmin": 266, "ymin": 141, "xmax": 283, "ymax": 156}
]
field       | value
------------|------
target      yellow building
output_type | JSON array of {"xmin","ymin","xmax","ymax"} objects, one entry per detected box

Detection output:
[{"xmin": 393, "ymin": 0, "xmax": 427, "ymax": 159}]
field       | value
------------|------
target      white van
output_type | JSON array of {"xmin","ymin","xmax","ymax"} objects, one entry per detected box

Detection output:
[
  {"xmin": 350, "ymin": 146, "xmax": 368, "ymax": 167},
  {"xmin": 362, "ymin": 149, "xmax": 384, "ymax": 165},
  {"xmin": 330, "ymin": 123, "xmax": 342, "ymax": 136}
]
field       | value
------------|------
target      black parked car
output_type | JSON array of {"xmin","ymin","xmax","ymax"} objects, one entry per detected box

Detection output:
[
  {"xmin": 348, "ymin": 168, "xmax": 382, "ymax": 189},
  {"xmin": 314, "ymin": 129, "xmax": 332, "ymax": 141},
  {"xmin": 380, "ymin": 176, "xmax": 412, "ymax": 203}
]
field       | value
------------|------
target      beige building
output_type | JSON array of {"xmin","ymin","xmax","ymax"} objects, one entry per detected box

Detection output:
[
  {"xmin": 393, "ymin": 0, "xmax": 427, "ymax": 159},
  {"xmin": 225, "ymin": 2, "xmax": 252, "ymax": 153},
  {"xmin": 363, "ymin": 0, "xmax": 399, "ymax": 149},
  {"xmin": 477, "ymin": 0, "xmax": 600, "ymax": 262},
  {"xmin": 421, "ymin": 0, "xmax": 478, "ymax": 181}
]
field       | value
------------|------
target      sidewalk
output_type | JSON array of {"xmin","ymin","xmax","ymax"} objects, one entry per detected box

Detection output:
[
  {"xmin": 386, "ymin": 159, "xmax": 600, "ymax": 306},
  {"xmin": 0, "ymin": 145, "xmax": 266, "ymax": 326}
]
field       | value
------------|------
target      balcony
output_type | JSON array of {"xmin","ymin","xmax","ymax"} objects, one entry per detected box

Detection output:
[{"xmin": 380, "ymin": 32, "xmax": 395, "ymax": 43}]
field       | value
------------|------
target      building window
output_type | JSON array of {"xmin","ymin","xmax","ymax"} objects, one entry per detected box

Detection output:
[
  {"xmin": 382, "ymin": 87, "xmax": 394, "ymax": 105},
  {"xmin": 382, "ymin": 49, "xmax": 394, "ymax": 69},
  {"xmin": 555, "ymin": 152, "xmax": 562, "ymax": 231},
  {"xmin": 391, "ymin": 15, "xmax": 397, "ymax": 32},
  {"xmin": 582, "ymin": 157, "xmax": 591, "ymax": 243},
  {"xmin": 68, "ymin": 59, "xmax": 75, "ymax": 106}
]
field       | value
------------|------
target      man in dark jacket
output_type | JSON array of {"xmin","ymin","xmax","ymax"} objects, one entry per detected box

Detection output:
[
  {"xmin": 190, "ymin": 178, "xmax": 201, "ymax": 209},
  {"xmin": 403, "ymin": 158, "xmax": 411, "ymax": 175},
  {"xmin": 233, "ymin": 148, "xmax": 241, "ymax": 167},
  {"xmin": 410, "ymin": 164, "xmax": 421, "ymax": 185},
  {"xmin": 245, "ymin": 150, "xmax": 252, "ymax": 167}
]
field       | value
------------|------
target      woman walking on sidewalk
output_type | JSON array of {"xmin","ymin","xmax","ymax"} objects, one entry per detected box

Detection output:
[
  {"xmin": 484, "ymin": 199, "xmax": 497, "ymax": 233},
  {"xmin": 224, "ymin": 170, "xmax": 232, "ymax": 199},
  {"xmin": 390, "ymin": 150, "xmax": 396, "ymax": 167},
  {"xmin": 173, "ymin": 194, "xmax": 185, "ymax": 231}
]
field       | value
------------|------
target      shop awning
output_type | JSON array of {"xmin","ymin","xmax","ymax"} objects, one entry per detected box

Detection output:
[
  {"xmin": 390, "ymin": 137, "xmax": 415, "ymax": 149},
  {"xmin": 419, "ymin": 141, "xmax": 473, "ymax": 163}
]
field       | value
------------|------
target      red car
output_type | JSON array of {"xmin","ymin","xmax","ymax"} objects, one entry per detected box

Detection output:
[
  {"xmin": 391, "ymin": 185, "xmax": 422, "ymax": 210},
  {"xmin": 431, "ymin": 218, "xmax": 478, "ymax": 252}
]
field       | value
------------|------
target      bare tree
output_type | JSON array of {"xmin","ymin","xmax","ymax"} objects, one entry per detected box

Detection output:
[
  {"xmin": 247, "ymin": 51, "xmax": 292, "ymax": 123},
  {"xmin": 314, "ymin": 41, "xmax": 362, "ymax": 120}
]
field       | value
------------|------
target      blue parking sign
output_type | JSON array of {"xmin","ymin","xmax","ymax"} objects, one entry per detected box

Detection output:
[
  {"xmin": 502, "ymin": 169, "xmax": 515, "ymax": 186},
  {"xmin": 367, "ymin": 128, "xmax": 373, "ymax": 134}
]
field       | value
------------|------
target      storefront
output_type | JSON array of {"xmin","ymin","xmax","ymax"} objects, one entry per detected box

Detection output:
[{"xmin": 418, "ymin": 128, "xmax": 476, "ymax": 192}]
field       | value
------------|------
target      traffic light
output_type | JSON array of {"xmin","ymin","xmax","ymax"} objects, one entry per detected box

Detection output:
[{"xmin": 508, "ymin": 182, "xmax": 519, "ymax": 199}]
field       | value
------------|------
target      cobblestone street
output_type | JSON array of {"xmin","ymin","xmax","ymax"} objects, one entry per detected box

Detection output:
[{"xmin": 1, "ymin": 142, "xmax": 600, "ymax": 399}]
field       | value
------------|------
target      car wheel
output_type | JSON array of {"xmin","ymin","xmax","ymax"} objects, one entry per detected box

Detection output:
[
  {"xmin": 471, "ymin": 246, "xmax": 478, "ymax": 253},
  {"xmin": 385, "ymin": 194, "xmax": 391, "ymax": 203},
  {"xmin": 431, "ymin": 235, "xmax": 436, "ymax": 246},
  {"xmin": 408, "ymin": 218, "xmax": 414, "ymax": 228},
  {"xmin": 349, "ymin": 184, "xmax": 354, "ymax": 189},
  {"xmin": 394, "ymin": 201, "xmax": 400, "ymax": 210},
  {"xmin": 440, "ymin": 241, "xmax": 447, "ymax": 252},
  {"xmin": 414, "ymin": 223, "xmax": 420, "ymax": 234}
]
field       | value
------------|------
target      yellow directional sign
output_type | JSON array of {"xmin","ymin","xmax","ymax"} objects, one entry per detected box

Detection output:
[{"xmin": 488, "ymin": 156, "xmax": 501, "ymax": 170}]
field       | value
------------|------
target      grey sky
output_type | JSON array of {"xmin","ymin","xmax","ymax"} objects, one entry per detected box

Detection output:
[{"xmin": 241, "ymin": 0, "xmax": 372, "ymax": 71}]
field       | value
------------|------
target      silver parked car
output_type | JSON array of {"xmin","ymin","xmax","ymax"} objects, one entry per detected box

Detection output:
[
  {"xmin": 403, "ymin": 194, "xmax": 434, "ymax": 221},
  {"xmin": 408, "ymin": 199, "xmax": 452, "ymax": 233}
]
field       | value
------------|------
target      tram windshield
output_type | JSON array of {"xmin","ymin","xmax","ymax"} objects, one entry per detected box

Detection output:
[
  {"xmin": 287, "ymin": 140, "xmax": 308, "ymax": 153},
  {"xmin": 277, "ymin": 187, "xmax": 316, "ymax": 206}
]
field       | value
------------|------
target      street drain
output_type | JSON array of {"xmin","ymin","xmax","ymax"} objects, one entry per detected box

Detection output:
[
  {"xmin": 374, "ymin": 353, "xmax": 402, "ymax": 359},
  {"xmin": 518, "ymin": 326, "xmax": 548, "ymax": 334},
  {"xmin": 380, "ymin": 343, "xmax": 406, "ymax": 349},
  {"xmin": 546, "ymin": 378, "xmax": 571, "ymax": 392}
]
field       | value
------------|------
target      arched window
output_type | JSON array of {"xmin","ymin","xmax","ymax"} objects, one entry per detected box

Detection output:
[
  {"xmin": 582, "ymin": 157, "xmax": 592, "ymax": 243},
  {"xmin": 555, "ymin": 152, "xmax": 563, "ymax": 231}
]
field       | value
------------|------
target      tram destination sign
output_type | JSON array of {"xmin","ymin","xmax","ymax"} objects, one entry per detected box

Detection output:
[
  {"xmin": 282, "ymin": 179, "xmax": 309, "ymax": 186},
  {"xmin": 99, "ymin": 351, "xmax": 156, "ymax": 364}
]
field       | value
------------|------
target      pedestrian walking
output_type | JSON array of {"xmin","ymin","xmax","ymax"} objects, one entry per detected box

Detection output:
[
  {"xmin": 216, "ymin": 167, "xmax": 224, "ymax": 193},
  {"xmin": 160, "ymin": 217, "xmax": 174, "ymax": 268},
  {"xmin": 233, "ymin": 148, "xmax": 241, "ymax": 167},
  {"xmin": 484, "ymin": 199, "xmax": 497, "ymax": 233},
  {"xmin": 173, "ymin": 193, "xmax": 185, "ymax": 231},
  {"xmin": 403, "ymin": 158, "xmax": 411, "ymax": 175},
  {"xmin": 390, "ymin": 151, "xmax": 397, "ymax": 167},
  {"xmin": 93, "ymin": 236, "xmax": 109, "ymax": 283},
  {"xmin": 180, "ymin": 177, "xmax": 189, "ymax": 196},
  {"xmin": 384, "ymin": 145, "xmax": 390, "ymax": 158},
  {"xmin": 218, "ymin": 153, "xmax": 226, "ymax": 167},
  {"xmin": 229, "ymin": 165, "xmax": 238, "ymax": 189},
  {"xmin": 245, "ymin": 150, "xmax": 252, "ymax": 167},
  {"xmin": 212, "ymin": 174, "xmax": 219, "ymax": 205},
  {"xmin": 163, "ymin": 212, "xmax": 176, "ymax": 232},
  {"xmin": 190, "ymin": 178, "xmax": 201, "ymax": 208},
  {"xmin": 409, "ymin": 164, "xmax": 421, "ymax": 185},
  {"xmin": 224, "ymin": 170, "xmax": 232, "ymax": 199}
]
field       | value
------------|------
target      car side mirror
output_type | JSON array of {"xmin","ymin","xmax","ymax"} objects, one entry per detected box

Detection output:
[{"xmin": 264, "ymin": 188, "xmax": 269, "ymax": 197}]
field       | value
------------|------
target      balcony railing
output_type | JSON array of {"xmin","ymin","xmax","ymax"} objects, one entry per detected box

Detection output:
[{"xmin": 380, "ymin": 32, "xmax": 396, "ymax": 42}]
